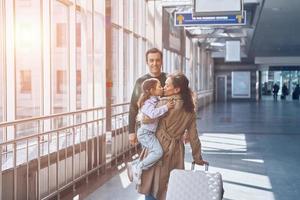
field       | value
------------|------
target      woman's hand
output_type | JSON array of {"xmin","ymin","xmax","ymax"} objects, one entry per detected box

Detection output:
[
  {"xmin": 194, "ymin": 159, "xmax": 209, "ymax": 166},
  {"xmin": 166, "ymin": 99, "xmax": 175, "ymax": 109}
]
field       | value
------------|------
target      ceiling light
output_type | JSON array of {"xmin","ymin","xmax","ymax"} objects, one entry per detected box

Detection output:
[{"xmin": 210, "ymin": 42, "xmax": 225, "ymax": 47}]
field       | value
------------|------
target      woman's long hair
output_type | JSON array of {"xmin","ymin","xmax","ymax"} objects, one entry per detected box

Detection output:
[
  {"xmin": 137, "ymin": 78, "xmax": 159, "ymax": 108},
  {"xmin": 169, "ymin": 73, "xmax": 195, "ymax": 113}
]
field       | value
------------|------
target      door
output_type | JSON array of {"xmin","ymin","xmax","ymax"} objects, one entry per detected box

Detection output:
[{"xmin": 216, "ymin": 75, "xmax": 227, "ymax": 102}]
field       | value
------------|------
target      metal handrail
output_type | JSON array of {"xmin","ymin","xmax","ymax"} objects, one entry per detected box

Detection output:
[
  {"xmin": 0, "ymin": 107, "xmax": 106, "ymax": 200},
  {"xmin": 0, "ymin": 117, "xmax": 105, "ymax": 146},
  {"xmin": 111, "ymin": 102, "xmax": 130, "ymax": 107},
  {"xmin": 0, "ymin": 103, "xmax": 135, "ymax": 200},
  {"xmin": 0, "ymin": 106, "xmax": 105, "ymax": 127},
  {"xmin": 197, "ymin": 89, "xmax": 213, "ymax": 95}
]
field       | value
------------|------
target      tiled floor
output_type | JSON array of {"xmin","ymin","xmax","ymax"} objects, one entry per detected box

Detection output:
[{"xmin": 83, "ymin": 100, "xmax": 300, "ymax": 200}]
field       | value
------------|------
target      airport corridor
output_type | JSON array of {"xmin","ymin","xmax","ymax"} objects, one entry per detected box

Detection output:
[{"xmin": 83, "ymin": 100, "xmax": 300, "ymax": 200}]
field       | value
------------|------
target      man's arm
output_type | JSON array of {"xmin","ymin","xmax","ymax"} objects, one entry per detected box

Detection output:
[{"xmin": 128, "ymin": 80, "xmax": 140, "ymax": 144}]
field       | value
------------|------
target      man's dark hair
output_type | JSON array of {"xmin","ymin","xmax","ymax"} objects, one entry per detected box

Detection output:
[{"xmin": 145, "ymin": 48, "xmax": 163, "ymax": 62}]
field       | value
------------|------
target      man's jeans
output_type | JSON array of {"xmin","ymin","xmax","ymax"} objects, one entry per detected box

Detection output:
[{"xmin": 137, "ymin": 128, "xmax": 163, "ymax": 170}]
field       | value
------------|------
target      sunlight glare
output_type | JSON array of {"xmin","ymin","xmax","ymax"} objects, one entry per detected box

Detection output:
[
  {"xmin": 200, "ymin": 133, "xmax": 247, "ymax": 152},
  {"xmin": 118, "ymin": 169, "xmax": 131, "ymax": 189},
  {"xmin": 15, "ymin": 22, "xmax": 41, "ymax": 48},
  {"xmin": 242, "ymin": 159, "xmax": 264, "ymax": 163}
]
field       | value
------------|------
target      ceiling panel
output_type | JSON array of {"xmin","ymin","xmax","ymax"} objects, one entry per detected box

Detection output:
[{"xmin": 250, "ymin": 0, "xmax": 300, "ymax": 57}]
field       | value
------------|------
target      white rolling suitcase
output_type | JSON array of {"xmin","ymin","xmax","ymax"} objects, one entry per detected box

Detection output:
[{"xmin": 166, "ymin": 162, "xmax": 224, "ymax": 200}]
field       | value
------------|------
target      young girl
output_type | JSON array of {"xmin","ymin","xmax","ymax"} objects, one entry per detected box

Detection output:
[{"xmin": 127, "ymin": 78, "xmax": 175, "ymax": 185}]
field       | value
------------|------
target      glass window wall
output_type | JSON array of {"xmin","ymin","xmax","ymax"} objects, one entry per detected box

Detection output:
[
  {"xmin": 15, "ymin": 0, "xmax": 41, "ymax": 119},
  {"xmin": 75, "ymin": 7, "xmax": 84, "ymax": 114},
  {"xmin": 0, "ymin": 1, "xmax": 3, "ymax": 124},
  {"xmin": 15, "ymin": 0, "xmax": 42, "ymax": 137},
  {"xmin": 94, "ymin": 1, "xmax": 105, "ymax": 107},
  {"xmin": 123, "ymin": 32, "xmax": 130, "ymax": 102},
  {"xmin": 133, "ymin": 0, "xmax": 139, "ymax": 33},
  {"xmin": 112, "ymin": 27, "xmax": 120, "ymax": 104},
  {"xmin": 51, "ymin": 1, "xmax": 69, "ymax": 116},
  {"xmin": 141, "ymin": 39, "xmax": 146, "ymax": 75},
  {"xmin": 111, "ymin": 0, "xmax": 119, "ymax": 25},
  {"xmin": 123, "ymin": 0, "xmax": 130, "ymax": 29},
  {"xmin": 87, "ymin": 2, "xmax": 94, "ymax": 108},
  {"xmin": 0, "ymin": 0, "xmax": 3, "ymax": 142},
  {"xmin": 133, "ymin": 36, "xmax": 139, "ymax": 78},
  {"xmin": 1, "ymin": 0, "xmax": 155, "ymax": 127},
  {"xmin": 51, "ymin": 1, "xmax": 70, "ymax": 129}
]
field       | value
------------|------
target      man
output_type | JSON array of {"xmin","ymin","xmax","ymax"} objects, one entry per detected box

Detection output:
[
  {"xmin": 272, "ymin": 83, "xmax": 279, "ymax": 101},
  {"xmin": 281, "ymin": 83, "xmax": 289, "ymax": 100},
  {"xmin": 128, "ymin": 48, "xmax": 167, "ymax": 145},
  {"xmin": 292, "ymin": 84, "xmax": 300, "ymax": 100}
]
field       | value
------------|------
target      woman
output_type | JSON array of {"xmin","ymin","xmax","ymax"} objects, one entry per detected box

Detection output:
[{"xmin": 136, "ymin": 73, "xmax": 208, "ymax": 200}]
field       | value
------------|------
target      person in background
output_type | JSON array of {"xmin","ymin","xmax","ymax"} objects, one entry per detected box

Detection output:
[
  {"xmin": 281, "ymin": 83, "xmax": 289, "ymax": 100},
  {"xmin": 272, "ymin": 83, "xmax": 279, "ymax": 101},
  {"xmin": 292, "ymin": 84, "xmax": 300, "ymax": 100}
]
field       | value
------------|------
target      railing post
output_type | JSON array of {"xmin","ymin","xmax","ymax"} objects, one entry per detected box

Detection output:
[
  {"xmin": 26, "ymin": 140, "xmax": 29, "ymax": 200},
  {"xmin": 0, "ymin": 143, "xmax": 2, "ymax": 200},
  {"xmin": 96, "ymin": 110, "xmax": 100, "ymax": 176},
  {"xmin": 56, "ymin": 131, "xmax": 60, "ymax": 200},
  {"xmin": 105, "ymin": 0, "xmax": 112, "ymax": 169},
  {"xmin": 72, "ymin": 114, "xmax": 76, "ymax": 192},
  {"xmin": 13, "ymin": 137, "xmax": 17, "ymax": 200},
  {"xmin": 0, "ymin": 6, "xmax": 6, "ymax": 200},
  {"xmin": 37, "ymin": 121, "xmax": 41, "ymax": 200},
  {"xmin": 85, "ymin": 112, "xmax": 88, "ymax": 184}
]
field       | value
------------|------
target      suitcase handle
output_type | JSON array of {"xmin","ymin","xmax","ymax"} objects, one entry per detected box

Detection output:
[{"xmin": 191, "ymin": 161, "xmax": 209, "ymax": 171}]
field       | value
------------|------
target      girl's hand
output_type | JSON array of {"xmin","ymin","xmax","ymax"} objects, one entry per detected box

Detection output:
[
  {"xmin": 142, "ymin": 115, "xmax": 155, "ymax": 124},
  {"xmin": 167, "ymin": 99, "xmax": 175, "ymax": 109}
]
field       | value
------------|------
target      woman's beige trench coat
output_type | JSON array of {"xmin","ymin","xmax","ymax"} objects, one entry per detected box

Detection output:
[{"xmin": 137, "ymin": 95, "xmax": 203, "ymax": 200}]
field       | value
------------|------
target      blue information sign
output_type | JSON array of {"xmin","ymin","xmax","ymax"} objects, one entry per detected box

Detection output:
[{"xmin": 174, "ymin": 11, "xmax": 246, "ymax": 26}]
